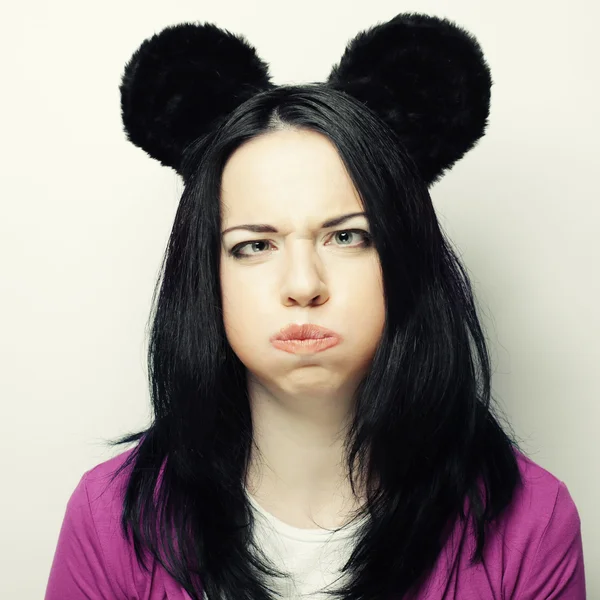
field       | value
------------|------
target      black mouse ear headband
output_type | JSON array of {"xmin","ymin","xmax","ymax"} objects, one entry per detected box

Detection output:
[{"xmin": 120, "ymin": 12, "xmax": 491, "ymax": 187}]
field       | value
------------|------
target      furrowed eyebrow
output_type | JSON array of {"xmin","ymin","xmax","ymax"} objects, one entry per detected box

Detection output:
[{"xmin": 221, "ymin": 211, "xmax": 367, "ymax": 237}]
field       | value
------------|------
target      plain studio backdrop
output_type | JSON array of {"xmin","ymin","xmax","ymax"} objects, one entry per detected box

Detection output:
[{"xmin": 0, "ymin": 0, "xmax": 598, "ymax": 597}]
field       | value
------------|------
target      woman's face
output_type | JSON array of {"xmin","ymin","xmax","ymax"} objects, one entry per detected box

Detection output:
[{"xmin": 219, "ymin": 128, "xmax": 385, "ymax": 401}]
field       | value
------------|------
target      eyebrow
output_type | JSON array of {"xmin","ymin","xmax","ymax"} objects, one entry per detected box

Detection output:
[{"xmin": 221, "ymin": 211, "xmax": 367, "ymax": 237}]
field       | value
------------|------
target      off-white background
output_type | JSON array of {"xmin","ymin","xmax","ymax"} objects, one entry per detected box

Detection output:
[{"xmin": 0, "ymin": 0, "xmax": 597, "ymax": 597}]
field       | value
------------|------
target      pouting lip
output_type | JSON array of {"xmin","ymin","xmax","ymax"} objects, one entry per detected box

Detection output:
[{"xmin": 270, "ymin": 323, "xmax": 341, "ymax": 342}]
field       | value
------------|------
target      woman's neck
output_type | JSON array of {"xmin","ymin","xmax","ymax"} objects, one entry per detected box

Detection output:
[{"xmin": 244, "ymin": 380, "xmax": 367, "ymax": 529}]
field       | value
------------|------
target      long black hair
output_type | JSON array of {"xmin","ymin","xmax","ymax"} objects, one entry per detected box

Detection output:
[{"xmin": 106, "ymin": 84, "xmax": 523, "ymax": 600}]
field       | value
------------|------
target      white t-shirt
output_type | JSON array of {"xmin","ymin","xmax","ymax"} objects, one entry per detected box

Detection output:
[{"xmin": 245, "ymin": 489, "xmax": 368, "ymax": 599}]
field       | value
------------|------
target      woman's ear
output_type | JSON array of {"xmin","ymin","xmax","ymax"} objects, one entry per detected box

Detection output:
[
  {"xmin": 120, "ymin": 22, "xmax": 274, "ymax": 175},
  {"xmin": 327, "ymin": 12, "xmax": 492, "ymax": 187}
]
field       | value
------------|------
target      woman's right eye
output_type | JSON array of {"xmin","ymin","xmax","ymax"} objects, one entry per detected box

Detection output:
[{"xmin": 229, "ymin": 240, "xmax": 272, "ymax": 260}]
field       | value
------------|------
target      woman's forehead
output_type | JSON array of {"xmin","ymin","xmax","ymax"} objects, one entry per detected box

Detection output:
[{"xmin": 220, "ymin": 129, "xmax": 361, "ymax": 223}]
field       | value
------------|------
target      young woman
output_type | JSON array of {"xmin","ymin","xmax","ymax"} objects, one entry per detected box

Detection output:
[{"xmin": 45, "ymin": 13, "xmax": 586, "ymax": 600}]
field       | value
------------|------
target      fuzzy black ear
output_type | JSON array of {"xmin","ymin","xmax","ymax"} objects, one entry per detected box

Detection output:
[
  {"xmin": 327, "ymin": 12, "xmax": 492, "ymax": 187},
  {"xmin": 120, "ymin": 22, "xmax": 274, "ymax": 174}
]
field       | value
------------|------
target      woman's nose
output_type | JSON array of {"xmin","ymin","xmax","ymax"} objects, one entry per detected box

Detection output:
[{"xmin": 279, "ymin": 240, "xmax": 329, "ymax": 307}]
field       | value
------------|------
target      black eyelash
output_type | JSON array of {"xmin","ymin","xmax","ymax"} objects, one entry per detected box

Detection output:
[{"xmin": 229, "ymin": 229, "xmax": 372, "ymax": 260}]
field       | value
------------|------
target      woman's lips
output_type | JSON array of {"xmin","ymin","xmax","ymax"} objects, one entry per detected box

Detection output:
[
  {"xmin": 270, "ymin": 324, "xmax": 341, "ymax": 354},
  {"xmin": 271, "ymin": 337, "xmax": 340, "ymax": 354}
]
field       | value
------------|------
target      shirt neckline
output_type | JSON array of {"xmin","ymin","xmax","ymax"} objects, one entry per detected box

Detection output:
[{"xmin": 244, "ymin": 487, "xmax": 368, "ymax": 543}]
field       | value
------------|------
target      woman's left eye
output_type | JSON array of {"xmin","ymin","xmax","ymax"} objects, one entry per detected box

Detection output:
[
  {"xmin": 330, "ymin": 230, "xmax": 372, "ymax": 247},
  {"xmin": 229, "ymin": 229, "xmax": 372, "ymax": 260}
]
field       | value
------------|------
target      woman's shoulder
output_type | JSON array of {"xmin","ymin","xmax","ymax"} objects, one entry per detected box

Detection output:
[
  {"xmin": 453, "ymin": 447, "xmax": 585, "ymax": 599},
  {"xmin": 46, "ymin": 446, "xmax": 192, "ymax": 599},
  {"xmin": 82, "ymin": 445, "xmax": 137, "ymax": 517},
  {"xmin": 77, "ymin": 446, "xmax": 138, "ymax": 549},
  {"xmin": 83, "ymin": 445, "xmax": 137, "ymax": 500},
  {"xmin": 505, "ymin": 448, "xmax": 584, "ymax": 568},
  {"xmin": 510, "ymin": 447, "xmax": 581, "ymax": 528},
  {"xmin": 504, "ymin": 448, "xmax": 585, "ymax": 595},
  {"xmin": 79, "ymin": 447, "xmax": 167, "ymax": 586}
]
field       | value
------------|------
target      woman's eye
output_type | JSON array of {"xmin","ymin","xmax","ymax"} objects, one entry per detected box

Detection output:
[
  {"xmin": 331, "ymin": 230, "xmax": 371, "ymax": 247},
  {"xmin": 230, "ymin": 240, "xmax": 273, "ymax": 259},
  {"xmin": 229, "ymin": 229, "xmax": 372, "ymax": 260}
]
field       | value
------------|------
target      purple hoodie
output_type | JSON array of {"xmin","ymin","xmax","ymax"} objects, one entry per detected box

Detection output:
[{"xmin": 45, "ymin": 447, "xmax": 586, "ymax": 599}]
